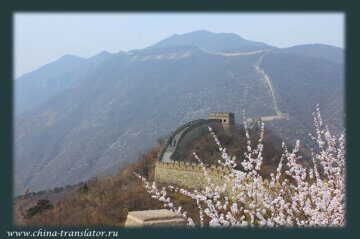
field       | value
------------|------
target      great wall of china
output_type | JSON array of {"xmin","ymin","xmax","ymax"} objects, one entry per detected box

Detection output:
[
  {"xmin": 254, "ymin": 52, "xmax": 289, "ymax": 122},
  {"xmin": 153, "ymin": 161, "xmax": 229, "ymax": 190},
  {"xmin": 153, "ymin": 51, "xmax": 289, "ymax": 190},
  {"xmin": 129, "ymin": 51, "xmax": 291, "ymax": 227}
]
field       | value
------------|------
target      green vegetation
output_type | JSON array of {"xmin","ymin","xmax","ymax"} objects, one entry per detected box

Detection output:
[{"xmin": 26, "ymin": 199, "xmax": 54, "ymax": 218}]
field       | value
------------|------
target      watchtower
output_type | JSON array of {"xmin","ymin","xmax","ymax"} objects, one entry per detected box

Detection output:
[{"xmin": 208, "ymin": 112, "xmax": 235, "ymax": 131}]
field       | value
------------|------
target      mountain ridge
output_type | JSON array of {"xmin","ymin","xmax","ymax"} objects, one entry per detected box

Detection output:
[
  {"xmin": 147, "ymin": 30, "xmax": 273, "ymax": 53},
  {"xmin": 14, "ymin": 30, "xmax": 344, "ymax": 195},
  {"xmin": 279, "ymin": 43, "xmax": 344, "ymax": 63}
]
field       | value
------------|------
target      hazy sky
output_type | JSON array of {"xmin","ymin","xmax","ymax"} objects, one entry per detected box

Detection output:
[{"xmin": 14, "ymin": 13, "xmax": 344, "ymax": 78}]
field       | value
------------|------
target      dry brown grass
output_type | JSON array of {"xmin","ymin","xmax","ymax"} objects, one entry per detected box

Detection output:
[{"xmin": 14, "ymin": 125, "xmax": 307, "ymax": 226}]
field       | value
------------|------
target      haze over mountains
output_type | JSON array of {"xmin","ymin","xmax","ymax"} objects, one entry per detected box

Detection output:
[
  {"xmin": 14, "ymin": 30, "xmax": 344, "ymax": 195},
  {"xmin": 147, "ymin": 30, "xmax": 272, "ymax": 52}
]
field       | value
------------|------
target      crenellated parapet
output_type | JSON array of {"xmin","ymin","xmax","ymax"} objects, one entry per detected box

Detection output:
[
  {"xmin": 155, "ymin": 161, "xmax": 229, "ymax": 178},
  {"xmin": 157, "ymin": 118, "xmax": 220, "ymax": 162},
  {"xmin": 154, "ymin": 161, "xmax": 230, "ymax": 190},
  {"xmin": 154, "ymin": 114, "xmax": 235, "ymax": 190}
]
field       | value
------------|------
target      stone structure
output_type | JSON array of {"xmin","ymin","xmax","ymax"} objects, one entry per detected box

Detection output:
[
  {"xmin": 124, "ymin": 209, "xmax": 186, "ymax": 227},
  {"xmin": 157, "ymin": 112, "xmax": 235, "ymax": 163},
  {"xmin": 157, "ymin": 119, "xmax": 220, "ymax": 163},
  {"xmin": 208, "ymin": 112, "xmax": 235, "ymax": 126},
  {"xmin": 153, "ymin": 112, "xmax": 235, "ymax": 193},
  {"xmin": 154, "ymin": 161, "xmax": 229, "ymax": 190}
]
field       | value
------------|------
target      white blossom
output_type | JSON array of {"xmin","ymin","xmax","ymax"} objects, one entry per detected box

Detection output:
[{"xmin": 135, "ymin": 107, "xmax": 345, "ymax": 227}]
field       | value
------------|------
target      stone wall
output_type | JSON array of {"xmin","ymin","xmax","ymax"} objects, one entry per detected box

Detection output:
[
  {"xmin": 208, "ymin": 112, "xmax": 235, "ymax": 126},
  {"xmin": 154, "ymin": 161, "xmax": 229, "ymax": 190}
]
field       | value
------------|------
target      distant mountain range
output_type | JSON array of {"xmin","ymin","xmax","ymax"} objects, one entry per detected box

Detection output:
[
  {"xmin": 147, "ymin": 30, "xmax": 272, "ymax": 52},
  {"xmin": 14, "ymin": 30, "xmax": 344, "ymax": 195}
]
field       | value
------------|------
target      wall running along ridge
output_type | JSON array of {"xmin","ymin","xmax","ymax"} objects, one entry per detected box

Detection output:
[
  {"xmin": 153, "ymin": 114, "xmax": 235, "ymax": 192},
  {"xmin": 154, "ymin": 161, "xmax": 229, "ymax": 190}
]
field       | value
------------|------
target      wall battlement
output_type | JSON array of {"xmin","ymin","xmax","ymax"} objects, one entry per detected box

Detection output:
[
  {"xmin": 208, "ymin": 112, "xmax": 235, "ymax": 126},
  {"xmin": 154, "ymin": 161, "xmax": 229, "ymax": 190},
  {"xmin": 156, "ymin": 161, "xmax": 229, "ymax": 177},
  {"xmin": 154, "ymin": 114, "xmax": 234, "ymax": 190}
]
